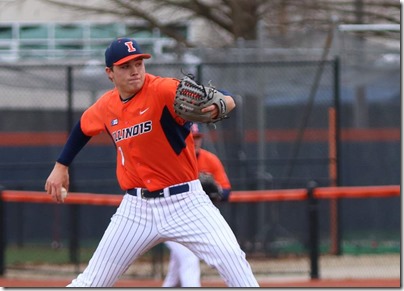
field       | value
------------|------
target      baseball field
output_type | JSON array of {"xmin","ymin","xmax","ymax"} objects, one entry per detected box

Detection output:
[
  {"xmin": 0, "ymin": 253, "xmax": 400, "ymax": 287},
  {"xmin": 0, "ymin": 188, "xmax": 400, "ymax": 288},
  {"xmin": 0, "ymin": 275, "xmax": 399, "ymax": 288}
]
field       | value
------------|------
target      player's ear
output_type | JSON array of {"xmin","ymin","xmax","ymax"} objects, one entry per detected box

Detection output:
[{"xmin": 105, "ymin": 67, "xmax": 113, "ymax": 82}]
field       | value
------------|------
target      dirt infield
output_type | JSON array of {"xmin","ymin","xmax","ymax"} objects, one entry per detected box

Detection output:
[
  {"xmin": 0, "ymin": 277, "xmax": 400, "ymax": 288},
  {"xmin": 0, "ymin": 278, "xmax": 401, "ymax": 288},
  {"xmin": 1, "ymin": 254, "xmax": 399, "ymax": 287}
]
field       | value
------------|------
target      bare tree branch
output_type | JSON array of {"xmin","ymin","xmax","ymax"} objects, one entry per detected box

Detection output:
[
  {"xmin": 40, "ymin": 0, "xmax": 401, "ymax": 47},
  {"xmin": 42, "ymin": 0, "xmax": 194, "ymax": 46}
]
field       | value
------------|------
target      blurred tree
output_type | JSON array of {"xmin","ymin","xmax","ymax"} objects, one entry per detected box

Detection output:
[{"xmin": 41, "ymin": 0, "xmax": 400, "ymax": 47}]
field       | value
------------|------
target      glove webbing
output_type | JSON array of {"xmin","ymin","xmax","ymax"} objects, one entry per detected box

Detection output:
[{"xmin": 180, "ymin": 80, "xmax": 207, "ymax": 103}]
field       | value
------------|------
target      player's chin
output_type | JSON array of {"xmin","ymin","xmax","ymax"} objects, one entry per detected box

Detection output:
[{"xmin": 126, "ymin": 82, "xmax": 142, "ymax": 92}]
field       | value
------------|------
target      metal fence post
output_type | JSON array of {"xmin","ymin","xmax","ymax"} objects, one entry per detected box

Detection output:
[
  {"xmin": 333, "ymin": 56, "xmax": 342, "ymax": 255},
  {"xmin": 66, "ymin": 66, "xmax": 80, "ymax": 272},
  {"xmin": 0, "ymin": 185, "xmax": 5, "ymax": 275},
  {"xmin": 307, "ymin": 180, "xmax": 319, "ymax": 279}
]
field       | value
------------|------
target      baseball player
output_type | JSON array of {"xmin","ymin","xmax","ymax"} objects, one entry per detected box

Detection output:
[
  {"xmin": 162, "ymin": 123, "xmax": 232, "ymax": 287},
  {"xmin": 44, "ymin": 37, "xmax": 259, "ymax": 287}
]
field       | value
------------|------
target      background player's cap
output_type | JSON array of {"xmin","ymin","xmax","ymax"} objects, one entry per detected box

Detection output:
[
  {"xmin": 105, "ymin": 37, "xmax": 151, "ymax": 67},
  {"xmin": 191, "ymin": 123, "xmax": 203, "ymax": 138}
]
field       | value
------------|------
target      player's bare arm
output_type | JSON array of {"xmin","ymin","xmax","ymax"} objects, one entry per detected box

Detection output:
[{"xmin": 45, "ymin": 162, "xmax": 69, "ymax": 204}]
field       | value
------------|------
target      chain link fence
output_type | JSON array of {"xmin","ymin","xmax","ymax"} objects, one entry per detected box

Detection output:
[{"xmin": 0, "ymin": 55, "xmax": 399, "ymax": 280}]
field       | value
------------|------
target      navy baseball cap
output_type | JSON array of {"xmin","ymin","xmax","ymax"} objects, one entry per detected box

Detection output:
[
  {"xmin": 105, "ymin": 37, "xmax": 151, "ymax": 67},
  {"xmin": 191, "ymin": 123, "xmax": 203, "ymax": 138}
]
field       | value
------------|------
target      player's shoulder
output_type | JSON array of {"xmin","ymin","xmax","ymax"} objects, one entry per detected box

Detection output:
[
  {"xmin": 97, "ymin": 87, "xmax": 117, "ymax": 99},
  {"xmin": 200, "ymin": 148, "xmax": 220, "ymax": 161},
  {"xmin": 96, "ymin": 88, "xmax": 118, "ymax": 103},
  {"xmin": 86, "ymin": 88, "xmax": 119, "ymax": 112}
]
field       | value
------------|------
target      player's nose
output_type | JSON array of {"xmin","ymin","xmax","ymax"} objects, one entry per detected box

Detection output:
[{"xmin": 128, "ymin": 64, "xmax": 140, "ymax": 74}]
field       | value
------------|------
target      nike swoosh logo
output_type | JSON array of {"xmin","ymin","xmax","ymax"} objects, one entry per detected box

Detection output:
[{"xmin": 140, "ymin": 108, "xmax": 149, "ymax": 115}]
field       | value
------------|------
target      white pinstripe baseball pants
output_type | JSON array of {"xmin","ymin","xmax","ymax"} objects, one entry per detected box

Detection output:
[
  {"xmin": 162, "ymin": 241, "xmax": 201, "ymax": 287},
  {"xmin": 67, "ymin": 180, "xmax": 259, "ymax": 287}
]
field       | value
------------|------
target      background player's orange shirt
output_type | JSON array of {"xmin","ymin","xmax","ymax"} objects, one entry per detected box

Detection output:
[
  {"xmin": 80, "ymin": 73, "xmax": 198, "ymax": 191},
  {"xmin": 197, "ymin": 148, "xmax": 231, "ymax": 190}
]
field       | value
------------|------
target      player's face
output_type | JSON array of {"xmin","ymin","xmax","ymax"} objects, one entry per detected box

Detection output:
[
  {"xmin": 193, "ymin": 135, "xmax": 202, "ymax": 153},
  {"xmin": 107, "ymin": 58, "xmax": 146, "ymax": 99}
]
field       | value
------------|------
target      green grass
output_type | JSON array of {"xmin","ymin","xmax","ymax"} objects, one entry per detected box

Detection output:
[
  {"xmin": 341, "ymin": 240, "xmax": 400, "ymax": 254},
  {"xmin": 257, "ymin": 238, "xmax": 400, "ymax": 257},
  {"xmin": 5, "ymin": 245, "xmax": 95, "ymax": 265},
  {"xmin": 5, "ymin": 243, "xmax": 166, "ymax": 266},
  {"xmin": 4, "ymin": 238, "xmax": 400, "ymax": 266}
]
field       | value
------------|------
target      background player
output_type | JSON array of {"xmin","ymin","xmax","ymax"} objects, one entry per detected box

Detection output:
[
  {"xmin": 162, "ymin": 123, "xmax": 232, "ymax": 287},
  {"xmin": 44, "ymin": 37, "xmax": 259, "ymax": 287},
  {"xmin": 192, "ymin": 123, "xmax": 231, "ymax": 201}
]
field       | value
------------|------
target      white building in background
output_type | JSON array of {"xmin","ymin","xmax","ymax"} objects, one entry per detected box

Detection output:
[
  {"xmin": 0, "ymin": 0, "xmax": 207, "ymax": 110},
  {"xmin": 0, "ymin": 0, "xmax": 213, "ymax": 63},
  {"xmin": 0, "ymin": 0, "xmax": 399, "ymax": 64}
]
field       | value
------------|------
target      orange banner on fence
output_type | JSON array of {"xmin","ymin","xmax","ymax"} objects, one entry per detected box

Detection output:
[
  {"xmin": 0, "ymin": 128, "xmax": 400, "ymax": 146},
  {"xmin": 1, "ymin": 190, "xmax": 122, "ymax": 206},
  {"xmin": 0, "ymin": 185, "xmax": 399, "ymax": 206},
  {"xmin": 229, "ymin": 189, "xmax": 307, "ymax": 202},
  {"xmin": 314, "ymin": 185, "xmax": 400, "ymax": 199}
]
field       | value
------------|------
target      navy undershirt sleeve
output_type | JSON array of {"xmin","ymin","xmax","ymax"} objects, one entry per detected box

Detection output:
[
  {"xmin": 218, "ymin": 89, "xmax": 233, "ymax": 97},
  {"xmin": 221, "ymin": 189, "xmax": 231, "ymax": 202},
  {"xmin": 57, "ymin": 120, "xmax": 92, "ymax": 166}
]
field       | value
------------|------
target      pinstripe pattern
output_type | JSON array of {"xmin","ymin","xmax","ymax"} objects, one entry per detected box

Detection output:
[
  {"xmin": 162, "ymin": 241, "xmax": 201, "ymax": 287},
  {"xmin": 67, "ymin": 180, "xmax": 259, "ymax": 287}
]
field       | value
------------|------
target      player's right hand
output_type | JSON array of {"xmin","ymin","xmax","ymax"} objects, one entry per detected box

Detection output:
[{"xmin": 45, "ymin": 162, "xmax": 70, "ymax": 204}]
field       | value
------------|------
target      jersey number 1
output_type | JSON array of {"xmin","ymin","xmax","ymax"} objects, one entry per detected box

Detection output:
[{"xmin": 118, "ymin": 146, "xmax": 125, "ymax": 166}]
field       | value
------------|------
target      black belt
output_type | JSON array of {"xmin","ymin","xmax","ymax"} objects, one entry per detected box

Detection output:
[{"xmin": 127, "ymin": 183, "xmax": 190, "ymax": 198}]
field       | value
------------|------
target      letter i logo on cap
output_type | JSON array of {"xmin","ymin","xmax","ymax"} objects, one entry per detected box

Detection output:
[{"xmin": 125, "ymin": 41, "xmax": 136, "ymax": 52}]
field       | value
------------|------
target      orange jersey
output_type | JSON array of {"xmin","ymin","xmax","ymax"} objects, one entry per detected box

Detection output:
[
  {"xmin": 80, "ymin": 73, "xmax": 198, "ymax": 191},
  {"xmin": 196, "ymin": 148, "xmax": 231, "ymax": 190}
]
